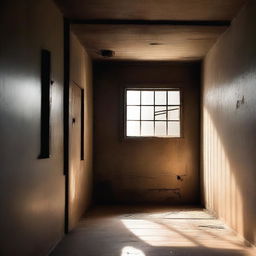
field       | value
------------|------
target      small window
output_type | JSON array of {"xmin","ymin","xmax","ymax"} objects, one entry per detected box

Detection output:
[{"xmin": 125, "ymin": 89, "xmax": 182, "ymax": 138}]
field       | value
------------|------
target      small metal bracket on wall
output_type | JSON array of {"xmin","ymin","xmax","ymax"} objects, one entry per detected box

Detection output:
[{"xmin": 236, "ymin": 96, "xmax": 245, "ymax": 109}]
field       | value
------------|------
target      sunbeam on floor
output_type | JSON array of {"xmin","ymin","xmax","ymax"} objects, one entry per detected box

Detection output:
[{"xmin": 50, "ymin": 206, "xmax": 256, "ymax": 256}]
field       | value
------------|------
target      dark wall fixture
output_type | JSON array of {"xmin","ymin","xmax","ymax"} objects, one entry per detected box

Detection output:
[
  {"xmin": 81, "ymin": 89, "xmax": 84, "ymax": 160},
  {"xmin": 39, "ymin": 49, "xmax": 52, "ymax": 159},
  {"xmin": 98, "ymin": 49, "xmax": 115, "ymax": 58},
  {"xmin": 149, "ymin": 42, "xmax": 164, "ymax": 45}
]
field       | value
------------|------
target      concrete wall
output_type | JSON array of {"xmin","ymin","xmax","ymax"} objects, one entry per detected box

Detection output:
[
  {"xmin": 69, "ymin": 32, "xmax": 93, "ymax": 229},
  {"xmin": 0, "ymin": 0, "xmax": 64, "ymax": 255},
  {"xmin": 93, "ymin": 62, "xmax": 201, "ymax": 204},
  {"xmin": 202, "ymin": 0, "xmax": 256, "ymax": 245}
]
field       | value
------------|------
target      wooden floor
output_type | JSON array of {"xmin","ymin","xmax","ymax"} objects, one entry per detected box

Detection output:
[{"xmin": 51, "ymin": 206, "xmax": 256, "ymax": 256}]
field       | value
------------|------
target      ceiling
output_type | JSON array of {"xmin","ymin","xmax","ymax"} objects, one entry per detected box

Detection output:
[
  {"xmin": 55, "ymin": 0, "xmax": 247, "ymax": 61},
  {"xmin": 71, "ymin": 24, "xmax": 227, "ymax": 61},
  {"xmin": 55, "ymin": 0, "xmax": 246, "ymax": 21}
]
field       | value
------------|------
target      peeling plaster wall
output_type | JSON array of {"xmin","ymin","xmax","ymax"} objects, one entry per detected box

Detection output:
[
  {"xmin": 93, "ymin": 62, "xmax": 201, "ymax": 204},
  {"xmin": 202, "ymin": 0, "xmax": 256, "ymax": 245}
]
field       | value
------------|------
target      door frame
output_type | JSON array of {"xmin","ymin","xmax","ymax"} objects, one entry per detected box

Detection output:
[
  {"xmin": 63, "ymin": 18, "xmax": 70, "ymax": 233},
  {"xmin": 63, "ymin": 18, "xmax": 86, "ymax": 233}
]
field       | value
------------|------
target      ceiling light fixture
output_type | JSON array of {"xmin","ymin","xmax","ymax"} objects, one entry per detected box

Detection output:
[
  {"xmin": 149, "ymin": 42, "xmax": 163, "ymax": 46},
  {"xmin": 98, "ymin": 49, "xmax": 115, "ymax": 57}
]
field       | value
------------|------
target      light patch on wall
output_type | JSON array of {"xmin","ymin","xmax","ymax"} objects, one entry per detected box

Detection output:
[
  {"xmin": 70, "ymin": 165, "xmax": 77, "ymax": 203},
  {"xmin": 203, "ymin": 108, "xmax": 244, "ymax": 236},
  {"xmin": 3, "ymin": 76, "xmax": 40, "ymax": 119}
]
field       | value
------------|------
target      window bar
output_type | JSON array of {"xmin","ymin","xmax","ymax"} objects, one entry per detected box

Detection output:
[
  {"xmin": 128, "ymin": 119, "xmax": 176, "ymax": 121},
  {"xmin": 153, "ymin": 90, "xmax": 155, "ymax": 136},
  {"xmin": 127, "ymin": 104, "xmax": 178, "ymax": 107},
  {"xmin": 154, "ymin": 108, "xmax": 179, "ymax": 116},
  {"xmin": 125, "ymin": 91, "xmax": 127, "ymax": 137},
  {"xmin": 139, "ymin": 90, "xmax": 142, "ymax": 136},
  {"xmin": 166, "ymin": 91, "xmax": 168, "ymax": 136}
]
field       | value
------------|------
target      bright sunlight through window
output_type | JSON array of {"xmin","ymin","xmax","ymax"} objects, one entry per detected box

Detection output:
[{"xmin": 125, "ymin": 89, "xmax": 181, "ymax": 137}]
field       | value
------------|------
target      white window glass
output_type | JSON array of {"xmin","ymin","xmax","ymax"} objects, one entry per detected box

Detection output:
[
  {"xmin": 141, "ymin": 106, "xmax": 154, "ymax": 120},
  {"xmin": 168, "ymin": 107, "xmax": 180, "ymax": 120},
  {"xmin": 155, "ymin": 122, "xmax": 166, "ymax": 136},
  {"xmin": 168, "ymin": 91, "xmax": 180, "ymax": 105},
  {"xmin": 155, "ymin": 91, "xmax": 166, "ymax": 105},
  {"xmin": 141, "ymin": 91, "xmax": 154, "ymax": 105},
  {"xmin": 127, "ymin": 90, "xmax": 140, "ymax": 105},
  {"xmin": 168, "ymin": 121, "xmax": 180, "ymax": 137},
  {"xmin": 127, "ymin": 106, "xmax": 140, "ymax": 120},
  {"xmin": 126, "ymin": 89, "xmax": 181, "ymax": 138},
  {"xmin": 127, "ymin": 121, "xmax": 140, "ymax": 136},
  {"xmin": 141, "ymin": 121, "xmax": 154, "ymax": 136},
  {"xmin": 155, "ymin": 106, "xmax": 167, "ymax": 120}
]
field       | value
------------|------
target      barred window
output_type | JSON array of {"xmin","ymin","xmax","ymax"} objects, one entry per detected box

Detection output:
[{"xmin": 125, "ymin": 89, "xmax": 182, "ymax": 138}]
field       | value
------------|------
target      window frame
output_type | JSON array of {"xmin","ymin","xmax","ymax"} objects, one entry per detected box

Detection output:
[{"xmin": 123, "ymin": 87, "xmax": 184, "ymax": 139}]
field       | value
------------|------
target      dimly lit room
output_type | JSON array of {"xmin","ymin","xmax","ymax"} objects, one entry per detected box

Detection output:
[{"xmin": 1, "ymin": 0, "xmax": 256, "ymax": 255}]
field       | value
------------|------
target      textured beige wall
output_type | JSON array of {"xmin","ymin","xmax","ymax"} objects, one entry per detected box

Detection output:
[
  {"xmin": 69, "ymin": 32, "xmax": 93, "ymax": 229},
  {"xmin": 93, "ymin": 62, "xmax": 201, "ymax": 204},
  {"xmin": 0, "ymin": 0, "xmax": 64, "ymax": 255},
  {"xmin": 202, "ymin": 0, "xmax": 256, "ymax": 245}
]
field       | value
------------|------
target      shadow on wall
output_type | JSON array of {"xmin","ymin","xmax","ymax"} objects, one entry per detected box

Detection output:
[
  {"xmin": 202, "ymin": 106, "xmax": 255, "ymax": 245},
  {"xmin": 202, "ymin": 0, "xmax": 256, "ymax": 246},
  {"xmin": 202, "ymin": 108, "xmax": 244, "ymax": 236}
]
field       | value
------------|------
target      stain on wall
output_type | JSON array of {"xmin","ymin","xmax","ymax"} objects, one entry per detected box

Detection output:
[
  {"xmin": 202, "ymin": 0, "xmax": 256, "ymax": 246},
  {"xmin": 69, "ymin": 32, "xmax": 93, "ymax": 230},
  {"xmin": 93, "ymin": 62, "xmax": 201, "ymax": 204},
  {"xmin": 0, "ymin": 0, "xmax": 64, "ymax": 255}
]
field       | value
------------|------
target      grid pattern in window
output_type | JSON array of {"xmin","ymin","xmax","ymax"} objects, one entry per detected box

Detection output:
[{"xmin": 125, "ymin": 89, "xmax": 181, "ymax": 137}]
